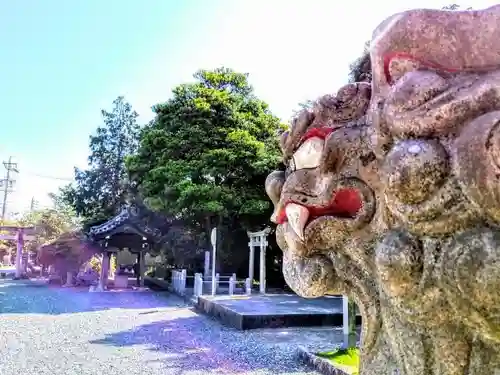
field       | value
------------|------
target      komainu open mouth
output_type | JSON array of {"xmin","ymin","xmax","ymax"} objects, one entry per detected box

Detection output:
[{"xmin": 275, "ymin": 188, "xmax": 364, "ymax": 240}]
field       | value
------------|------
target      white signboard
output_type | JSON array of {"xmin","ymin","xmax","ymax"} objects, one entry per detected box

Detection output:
[{"xmin": 210, "ymin": 228, "xmax": 217, "ymax": 247}]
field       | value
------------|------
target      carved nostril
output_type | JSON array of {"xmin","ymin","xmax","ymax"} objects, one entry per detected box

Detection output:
[{"xmin": 301, "ymin": 198, "xmax": 308, "ymax": 203}]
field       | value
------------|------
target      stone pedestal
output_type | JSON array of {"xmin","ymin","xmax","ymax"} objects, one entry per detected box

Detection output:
[{"xmin": 114, "ymin": 274, "xmax": 128, "ymax": 289}]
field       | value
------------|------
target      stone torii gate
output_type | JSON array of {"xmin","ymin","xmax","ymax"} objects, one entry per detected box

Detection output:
[
  {"xmin": 0, "ymin": 226, "xmax": 36, "ymax": 279},
  {"xmin": 247, "ymin": 227, "xmax": 271, "ymax": 294}
]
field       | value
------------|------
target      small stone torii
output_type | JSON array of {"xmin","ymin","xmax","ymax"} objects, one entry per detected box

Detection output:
[
  {"xmin": 247, "ymin": 227, "xmax": 271, "ymax": 294},
  {"xmin": 0, "ymin": 226, "xmax": 36, "ymax": 279}
]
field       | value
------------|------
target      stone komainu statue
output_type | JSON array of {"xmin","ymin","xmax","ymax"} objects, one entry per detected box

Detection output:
[{"xmin": 265, "ymin": 6, "xmax": 500, "ymax": 375}]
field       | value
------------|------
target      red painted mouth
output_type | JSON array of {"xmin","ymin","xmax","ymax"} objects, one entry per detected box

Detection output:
[
  {"xmin": 275, "ymin": 188, "xmax": 363, "ymax": 225},
  {"xmin": 300, "ymin": 126, "xmax": 335, "ymax": 143}
]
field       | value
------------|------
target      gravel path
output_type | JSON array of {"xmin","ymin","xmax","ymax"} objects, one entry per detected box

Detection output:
[{"xmin": 0, "ymin": 279, "xmax": 340, "ymax": 375}]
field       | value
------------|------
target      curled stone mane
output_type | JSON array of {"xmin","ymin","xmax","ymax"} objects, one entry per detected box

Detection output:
[{"xmin": 265, "ymin": 5, "xmax": 500, "ymax": 375}]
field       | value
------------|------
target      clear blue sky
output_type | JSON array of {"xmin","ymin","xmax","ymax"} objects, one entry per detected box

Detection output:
[{"xmin": 0, "ymin": 0, "xmax": 494, "ymax": 215}]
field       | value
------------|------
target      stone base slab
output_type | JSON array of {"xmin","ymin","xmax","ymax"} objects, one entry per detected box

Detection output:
[
  {"xmin": 195, "ymin": 294, "xmax": 362, "ymax": 330},
  {"xmin": 297, "ymin": 346, "xmax": 353, "ymax": 375}
]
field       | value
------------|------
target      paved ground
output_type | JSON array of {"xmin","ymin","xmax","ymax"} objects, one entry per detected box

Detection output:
[{"xmin": 0, "ymin": 279, "xmax": 345, "ymax": 375}]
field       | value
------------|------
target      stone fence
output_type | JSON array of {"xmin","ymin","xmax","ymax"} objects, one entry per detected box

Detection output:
[
  {"xmin": 170, "ymin": 269, "xmax": 252, "ymax": 299},
  {"xmin": 171, "ymin": 269, "xmax": 187, "ymax": 296},
  {"xmin": 193, "ymin": 273, "xmax": 252, "ymax": 298}
]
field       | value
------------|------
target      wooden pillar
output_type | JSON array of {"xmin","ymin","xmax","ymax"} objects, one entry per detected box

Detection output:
[
  {"xmin": 136, "ymin": 253, "xmax": 141, "ymax": 286},
  {"xmin": 99, "ymin": 251, "xmax": 110, "ymax": 290},
  {"xmin": 139, "ymin": 251, "xmax": 146, "ymax": 287}
]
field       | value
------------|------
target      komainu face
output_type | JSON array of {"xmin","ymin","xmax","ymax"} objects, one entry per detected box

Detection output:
[
  {"xmin": 265, "ymin": 82, "xmax": 380, "ymax": 296},
  {"xmin": 266, "ymin": 5, "xmax": 500, "ymax": 375}
]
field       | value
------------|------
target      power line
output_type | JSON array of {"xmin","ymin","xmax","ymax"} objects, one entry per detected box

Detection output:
[
  {"xmin": 1, "ymin": 157, "xmax": 18, "ymax": 222},
  {"xmin": 23, "ymin": 171, "xmax": 73, "ymax": 182}
]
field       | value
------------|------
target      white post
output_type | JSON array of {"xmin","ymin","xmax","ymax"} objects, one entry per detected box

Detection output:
[
  {"xmin": 211, "ymin": 228, "xmax": 217, "ymax": 296},
  {"xmin": 180, "ymin": 269, "xmax": 187, "ymax": 296},
  {"xmin": 175, "ymin": 270, "xmax": 179, "ymax": 293},
  {"xmin": 178, "ymin": 271, "xmax": 181, "ymax": 293},
  {"xmin": 259, "ymin": 235, "xmax": 267, "ymax": 294},
  {"xmin": 342, "ymin": 295, "xmax": 350, "ymax": 344},
  {"xmin": 229, "ymin": 276, "xmax": 235, "ymax": 296},
  {"xmin": 193, "ymin": 273, "xmax": 197, "ymax": 296},
  {"xmin": 245, "ymin": 278, "xmax": 252, "ymax": 295},
  {"xmin": 248, "ymin": 244, "xmax": 255, "ymax": 284},
  {"xmin": 197, "ymin": 274, "xmax": 201, "ymax": 297},
  {"xmin": 194, "ymin": 273, "xmax": 202, "ymax": 296},
  {"xmin": 173, "ymin": 271, "xmax": 179, "ymax": 293},
  {"xmin": 215, "ymin": 273, "xmax": 220, "ymax": 293},
  {"xmin": 204, "ymin": 251, "xmax": 210, "ymax": 278},
  {"xmin": 175, "ymin": 271, "xmax": 181, "ymax": 294}
]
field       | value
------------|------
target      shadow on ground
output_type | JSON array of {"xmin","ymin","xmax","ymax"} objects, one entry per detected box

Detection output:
[
  {"xmin": 90, "ymin": 314, "xmax": 335, "ymax": 374},
  {"xmin": 0, "ymin": 279, "xmax": 174, "ymax": 315}
]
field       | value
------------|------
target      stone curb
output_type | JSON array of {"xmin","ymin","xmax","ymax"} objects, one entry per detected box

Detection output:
[{"xmin": 296, "ymin": 346, "xmax": 352, "ymax": 375}]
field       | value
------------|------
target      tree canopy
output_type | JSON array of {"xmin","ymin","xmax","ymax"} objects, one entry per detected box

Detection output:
[
  {"xmin": 127, "ymin": 67, "xmax": 285, "ymax": 232},
  {"xmin": 60, "ymin": 96, "xmax": 141, "ymax": 228},
  {"xmin": 17, "ymin": 193, "xmax": 79, "ymax": 257}
]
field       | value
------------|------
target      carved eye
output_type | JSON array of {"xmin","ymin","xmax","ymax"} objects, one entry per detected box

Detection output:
[{"xmin": 291, "ymin": 136, "xmax": 324, "ymax": 170}]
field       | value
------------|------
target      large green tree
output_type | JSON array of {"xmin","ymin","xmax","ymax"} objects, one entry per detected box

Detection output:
[
  {"xmin": 127, "ymin": 67, "xmax": 285, "ymax": 270},
  {"xmin": 61, "ymin": 96, "xmax": 141, "ymax": 228}
]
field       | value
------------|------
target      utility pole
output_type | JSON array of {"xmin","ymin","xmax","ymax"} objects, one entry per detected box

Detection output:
[
  {"xmin": 1, "ymin": 157, "xmax": 18, "ymax": 222},
  {"xmin": 30, "ymin": 197, "xmax": 38, "ymax": 211}
]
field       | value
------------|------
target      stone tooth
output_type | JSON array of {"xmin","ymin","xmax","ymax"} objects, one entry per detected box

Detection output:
[{"xmin": 285, "ymin": 203, "xmax": 309, "ymax": 240}]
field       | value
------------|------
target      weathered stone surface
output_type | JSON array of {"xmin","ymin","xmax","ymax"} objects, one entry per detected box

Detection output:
[{"xmin": 265, "ymin": 5, "xmax": 500, "ymax": 375}]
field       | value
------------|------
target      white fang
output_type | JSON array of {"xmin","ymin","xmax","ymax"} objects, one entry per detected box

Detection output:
[{"xmin": 285, "ymin": 203, "xmax": 310, "ymax": 240}]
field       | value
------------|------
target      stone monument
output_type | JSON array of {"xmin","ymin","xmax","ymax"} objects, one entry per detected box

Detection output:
[{"xmin": 265, "ymin": 6, "xmax": 500, "ymax": 375}]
